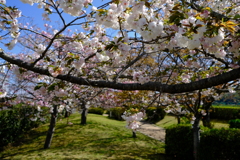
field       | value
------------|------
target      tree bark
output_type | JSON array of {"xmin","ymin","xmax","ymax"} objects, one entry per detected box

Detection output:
[
  {"xmin": 1, "ymin": 51, "xmax": 240, "ymax": 93},
  {"xmin": 81, "ymin": 100, "xmax": 87, "ymax": 125},
  {"xmin": 64, "ymin": 108, "xmax": 70, "ymax": 118},
  {"xmin": 132, "ymin": 131, "xmax": 137, "ymax": 138},
  {"xmin": 202, "ymin": 96, "xmax": 214, "ymax": 128},
  {"xmin": 177, "ymin": 115, "xmax": 181, "ymax": 124},
  {"xmin": 202, "ymin": 111, "xmax": 211, "ymax": 128},
  {"xmin": 193, "ymin": 116, "xmax": 201, "ymax": 160},
  {"xmin": 44, "ymin": 105, "xmax": 58, "ymax": 149}
]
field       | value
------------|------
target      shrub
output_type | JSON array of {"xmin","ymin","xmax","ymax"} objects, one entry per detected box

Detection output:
[
  {"xmin": 165, "ymin": 124, "xmax": 193, "ymax": 160},
  {"xmin": 211, "ymin": 106, "xmax": 240, "ymax": 120},
  {"xmin": 165, "ymin": 125, "xmax": 240, "ymax": 160},
  {"xmin": 109, "ymin": 107, "xmax": 125, "ymax": 120},
  {"xmin": 200, "ymin": 128, "xmax": 240, "ymax": 160},
  {"xmin": 88, "ymin": 107, "xmax": 104, "ymax": 115},
  {"xmin": 146, "ymin": 106, "xmax": 166, "ymax": 123},
  {"xmin": 229, "ymin": 119, "xmax": 240, "ymax": 129},
  {"xmin": 0, "ymin": 104, "xmax": 49, "ymax": 149}
]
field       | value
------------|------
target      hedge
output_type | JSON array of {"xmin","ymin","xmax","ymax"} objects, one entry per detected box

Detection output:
[
  {"xmin": 0, "ymin": 105, "xmax": 49, "ymax": 149},
  {"xmin": 166, "ymin": 125, "xmax": 240, "ymax": 160},
  {"xmin": 146, "ymin": 106, "xmax": 166, "ymax": 123},
  {"xmin": 211, "ymin": 106, "xmax": 240, "ymax": 120},
  {"xmin": 88, "ymin": 107, "xmax": 104, "ymax": 115},
  {"xmin": 165, "ymin": 124, "xmax": 194, "ymax": 160},
  {"xmin": 108, "ymin": 107, "xmax": 125, "ymax": 120},
  {"xmin": 200, "ymin": 128, "xmax": 240, "ymax": 160},
  {"xmin": 229, "ymin": 119, "xmax": 240, "ymax": 129}
]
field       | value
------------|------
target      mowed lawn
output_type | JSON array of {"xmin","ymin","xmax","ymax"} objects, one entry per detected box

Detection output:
[
  {"xmin": 1, "ymin": 113, "xmax": 166, "ymax": 160},
  {"xmin": 156, "ymin": 115, "xmax": 229, "ymax": 129}
]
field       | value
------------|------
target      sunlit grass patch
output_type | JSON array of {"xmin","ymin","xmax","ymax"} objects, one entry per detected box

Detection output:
[
  {"xmin": 156, "ymin": 115, "xmax": 177, "ymax": 128},
  {"xmin": 156, "ymin": 115, "xmax": 229, "ymax": 129}
]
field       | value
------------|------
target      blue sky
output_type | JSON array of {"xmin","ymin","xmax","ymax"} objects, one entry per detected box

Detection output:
[
  {"xmin": 6, "ymin": 1, "xmax": 107, "ymax": 27},
  {"xmin": 6, "ymin": 0, "xmax": 111, "ymax": 26},
  {"xmin": 7, "ymin": 1, "xmax": 46, "ymax": 26},
  {"xmin": 2, "ymin": 0, "xmax": 112, "ymax": 53}
]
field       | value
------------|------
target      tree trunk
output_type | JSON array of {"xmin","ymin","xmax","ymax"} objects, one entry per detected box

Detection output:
[
  {"xmin": 202, "ymin": 110, "xmax": 211, "ymax": 128},
  {"xmin": 44, "ymin": 105, "xmax": 58, "ymax": 149},
  {"xmin": 81, "ymin": 100, "xmax": 87, "ymax": 125},
  {"xmin": 193, "ymin": 116, "xmax": 200, "ymax": 160},
  {"xmin": 177, "ymin": 115, "xmax": 181, "ymax": 124},
  {"xmin": 202, "ymin": 96, "xmax": 214, "ymax": 128},
  {"xmin": 64, "ymin": 108, "xmax": 70, "ymax": 118},
  {"xmin": 132, "ymin": 131, "xmax": 137, "ymax": 138}
]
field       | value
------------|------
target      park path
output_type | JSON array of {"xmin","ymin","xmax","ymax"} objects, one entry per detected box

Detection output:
[
  {"xmin": 102, "ymin": 114, "xmax": 166, "ymax": 142},
  {"xmin": 137, "ymin": 122, "xmax": 166, "ymax": 142}
]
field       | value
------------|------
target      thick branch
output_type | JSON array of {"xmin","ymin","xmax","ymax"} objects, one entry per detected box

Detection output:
[{"xmin": 0, "ymin": 51, "xmax": 239, "ymax": 93}]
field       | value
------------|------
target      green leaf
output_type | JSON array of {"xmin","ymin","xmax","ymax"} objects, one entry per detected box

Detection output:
[
  {"xmin": 48, "ymin": 65, "xmax": 55, "ymax": 68},
  {"xmin": 34, "ymin": 83, "xmax": 45, "ymax": 90},
  {"xmin": 225, "ymin": 7, "xmax": 232, "ymax": 14},
  {"xmin": 44, "ymin": 56, "xmax": 51, "ymax": 62},
  {"xmin": 48, "ymin": 83, "xmax": 56, "ymax": 91},
  {"xmin": 96, "ymin": 9, "xmax": 107, "ymax": 16},
  {"xmin": 34, "ymin": 85, "xmax": 42, "ymax": 91},
  {"xmin": 233, "ymin": 14, "xmax": 240, "ymax": 20},
  {"xmin": 105, "ymin": 42, "xmax": 115, "ymax": 51},
  {"xmin": 66, "ymin": 59, "xmax": 74, "ymax": 66},
  {"xmin": 168, "ymin": 11, "xmax": 185, "ymax": 25},
  {"xmin": 113, "ymin": 0, "xmax": 120, "ymax": 4},
  {"xmin": 182, "ymin": 55, "xmax": 191, "ymax": 60},
  {"xmin": 172, "ymin": 3, "xmax": 181, "ymax": 10},
  {"xmin": 19, "ymin": 68, "xmax": 26, "ymax": 74},
  {"xmin": 145, "ymin": 2, "xmax": 151, "ymax": 8},
  {"xmin": 89, "ymin": 30, "xmax": 94, "ymax": 35},
  {"xmin": 117, "ymin": 37, "xmax": 123, "ymax": 43}
]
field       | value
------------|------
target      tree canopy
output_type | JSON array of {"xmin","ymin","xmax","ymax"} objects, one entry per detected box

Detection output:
[{"xmin": 0, "ymin": 0, "xmax": 240, "ymax": 94}]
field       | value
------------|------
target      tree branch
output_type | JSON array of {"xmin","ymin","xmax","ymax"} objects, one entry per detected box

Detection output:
[{"xmin": 0, "ymin": 51, "xmax": 240, "ymax": 93}]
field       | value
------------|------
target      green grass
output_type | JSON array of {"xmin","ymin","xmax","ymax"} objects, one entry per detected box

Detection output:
[
  {"xmin": 156, "ymin": 115, "xmax": 229, "ymax": 129},
  {"xmin": 212, "ymin": 105, "xmax": 240, "ymax": 108},
  {"xmin": 155, "ymin": 115, "xmax": 178, "ymax": 128},
  {"xmin": 210, "ymin": 119, "xmax": 230, "ymax": 128},
  {"xmin": 1, "ymin": 113, "xmax": 167, "ymax": 160}
]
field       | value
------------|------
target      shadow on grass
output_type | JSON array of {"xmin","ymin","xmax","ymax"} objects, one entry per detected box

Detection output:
[
  {"xmin": 1, "ymin": 114, "xmax": 167, "ymax": 160},
  {"xmin": 10, "ymin": 128, "xmax": 47, "ymax": 147}
]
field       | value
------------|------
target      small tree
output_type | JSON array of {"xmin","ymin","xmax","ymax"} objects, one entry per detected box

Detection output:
[{"xmin": 121, "ymin": 108, "xmax": 145, "ymax": 138}]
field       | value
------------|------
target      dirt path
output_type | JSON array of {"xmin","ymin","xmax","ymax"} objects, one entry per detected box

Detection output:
[{"xmin": 137, "ymin": 122, "xmax": 166, "ymax": 142}]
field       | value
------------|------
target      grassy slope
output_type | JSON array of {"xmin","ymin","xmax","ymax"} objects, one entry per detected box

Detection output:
[
  {"xmin": 156, "ymin": 115, "xmax": 229, "ymax": 129},
  {"xmin": 1, "ymin": 114, "xmax": 166, "ymax": 160}
]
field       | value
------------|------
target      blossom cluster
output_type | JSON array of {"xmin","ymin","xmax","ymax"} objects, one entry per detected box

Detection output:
[
  {"xmin": 58, "ymin": 0, "xmax": 92, "ymax": 16},
  {"xmin": 122, "ymin": 109, "xmax": 144, "ymax": 131},
  {"xmin": 0, "ymin": 2, "xmax": 22, "ymax": 50},
  {"xmin": 133, "ymin": 71, "xmax": 150, "ymax": 84},
  {"xmin": 0, "ymin": 88, "xmax": 7, "ymax": 98},
  {"xmin": 95, "ymin": 1, "xmax": 165, "ymax": 41},
  {"xmin": 122, "ymin": 108, "xmax": 145, "ymax": 132}
]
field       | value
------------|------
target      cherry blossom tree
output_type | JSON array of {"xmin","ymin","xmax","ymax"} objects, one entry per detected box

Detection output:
[
  {"xmin": 96, "ymin": 89, "xmax": 153, "ymax": 137},
  {"xmin": 162, "ymin": 83, "xmax": 238, "ymax": 160},
  {"xmin": 0, "ymin": 0, "xmax": 240, "ymax": 159},
  {"xmin": 0, "ymin": 0, "xmax": 239, "ymax": 95}
]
